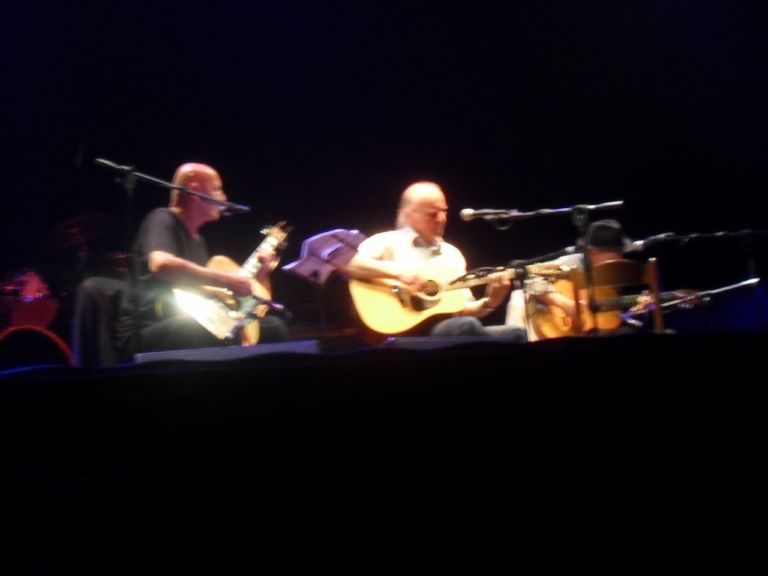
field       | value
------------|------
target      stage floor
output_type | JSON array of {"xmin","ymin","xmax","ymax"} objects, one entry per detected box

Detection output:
[{"xmin": 3, "ymin": 331, "xmax": 765, "ymax": 569}]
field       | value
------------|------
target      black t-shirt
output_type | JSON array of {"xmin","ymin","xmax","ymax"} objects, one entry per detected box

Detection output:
[{"xmin": 131, "ymin": 208, "xmax": 209, "ymax": 325}]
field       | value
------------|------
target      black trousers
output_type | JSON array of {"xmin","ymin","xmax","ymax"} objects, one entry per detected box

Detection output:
[
  {"xmin": 72, "ymin": 277, "xmax": 129, "ymax": 367},
  {"xmin": 135, "ymin": 314, "xmax": 289, "ymax": 356}
]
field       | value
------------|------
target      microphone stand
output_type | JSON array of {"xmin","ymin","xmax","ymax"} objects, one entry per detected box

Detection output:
[
  {"xmin": 94, "ymin": 158, "xmax": 251, "ymax": 213},
  {"xmin": 499, "ymin": 201, "xmax": 624, "ymax": 336},
  {"xmin": 655, "ymin": 230, "xmax": 768, "ymax": 330},
  {"xmin": 94, "ymin": 159, "xmax": 143, "ymax": 357},
  {"xmin": 571, "ymin": 205, "xmax": 599, "ymax": 335},
  {"xmin": 478, "ymin": 200, "xmax": 624, "ymax": 231},
  {"xmin": 507, "ymin": 247, "xmax": 574, "ymax": 268}
]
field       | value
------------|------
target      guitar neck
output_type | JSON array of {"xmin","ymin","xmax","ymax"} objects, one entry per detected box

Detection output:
[
  {"xmin": 447, "ymin": 263, "xmax": 569, "ymax": 291},
  {"xmin": 238, "ymin": 222, "xmax": 290, "ymax": 279},
  {"xmin": 592, "ymin": 291, "xmax": 683, "ymax": 312},
  {"xmin": 239, "ymin": 248, "xmax": 263, "ymax": 279},
  {"xmin": 590, "ymin": 278, "xmax": 759, "ymax": 313},
  {"xmin": 447, "ymin": 273, "xmax": 511, "ymax": 291}
]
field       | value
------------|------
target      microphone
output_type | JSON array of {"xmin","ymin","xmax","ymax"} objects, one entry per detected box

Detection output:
[
  {"xmin": 219, "ymin": 202, "xmax": 252, "ymax": 216},
  {"xmin": 627, "ymin": 232, "xmax": 676, "ymax": 252},
  {"xmin": 197, "ymin": 195, "xmax": 252, "ymax": 216},
  {"xmin": 459, "ymin": 208, "xmax": 519, "ymax": 221}
]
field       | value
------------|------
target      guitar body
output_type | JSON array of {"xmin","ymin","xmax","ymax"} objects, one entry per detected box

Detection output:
[
  {"xmin": 349, "ymin": 261, "xmax": 569, "ymax": 342},
  {"xmin": 529, "ymin": 280, "xmax": 622, "ymax": 339},
  {"xmin": 171, "ymin": 222, "xmax": 290, "ymax": 347},
  {"xmin": 528, "ymin": 273, "xmax": 752, "ymax": 340},
  {"xmin": 207, "ymin": 255, "xmax": 272, "ymax": 306},
  {"xmin": 205, "ymin": 255, "xmax": 274, "ymax": 345},
  {"xmin": 349, "ymin": 278, "xmax": 467, "ymax": 337}
]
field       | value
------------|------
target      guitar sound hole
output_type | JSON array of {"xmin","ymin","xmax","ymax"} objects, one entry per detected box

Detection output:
[{"xmin": 422, "ymin": 281, "xmax": 439, "ymax": 297}]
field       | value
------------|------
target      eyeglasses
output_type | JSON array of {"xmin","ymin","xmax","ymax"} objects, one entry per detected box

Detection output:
[{"xmin": 416, "ymin": 208, "xmax": 449, "ymax": 219}]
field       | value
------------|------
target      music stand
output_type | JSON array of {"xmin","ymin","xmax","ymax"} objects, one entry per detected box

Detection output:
[
  {"xmin": 282, "ymin": 229, "xmax": 367, "ymax": 338},
  {"xmin": 282, "ymin": 229, "xmax": 367, "ymax": 284}
]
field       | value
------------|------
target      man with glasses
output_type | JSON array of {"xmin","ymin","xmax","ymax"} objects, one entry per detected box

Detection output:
[{"xmin": 345, "ymin": 181, "xmax": 524, "ymax": 339}]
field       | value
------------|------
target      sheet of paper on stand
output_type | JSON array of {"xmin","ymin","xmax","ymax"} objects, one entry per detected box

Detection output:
[{"xmin": 282, "ymin": 229, "xmax": 367, "ymax": 285}]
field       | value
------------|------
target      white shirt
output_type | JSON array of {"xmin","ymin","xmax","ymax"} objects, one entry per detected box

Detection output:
[{"xmin": 357, "ymin": 226, "xmax": 474, "ymax": 301}]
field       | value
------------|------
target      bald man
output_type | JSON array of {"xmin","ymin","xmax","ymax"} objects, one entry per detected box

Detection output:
[
  {"xmin": 345, "ymin": 181, "xmax": 525, "ymax": 339},
  {"xmin": 116, "ymin": 163, "xmax": 287, "ymax": 357}
]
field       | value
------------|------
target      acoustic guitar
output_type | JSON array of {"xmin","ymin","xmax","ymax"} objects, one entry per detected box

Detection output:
[
  {"xmin": 171, "ymin": 222, "xmax": 290, "ymax": 345},
  {"xmin": 349, "ymin": 261, "xmax": 569, "ymax": 338},
  {"xmin": 528, "ymin": 279, "xmax": 737, "ymax": 339},
  {"xmin": 529, "ymin": 280, "xmax": 633, "ymax": 339}
]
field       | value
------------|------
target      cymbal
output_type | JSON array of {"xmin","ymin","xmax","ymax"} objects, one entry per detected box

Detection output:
[{"xmin": 43, "ymin": 213, "xmax": 113, "ymax": 252}]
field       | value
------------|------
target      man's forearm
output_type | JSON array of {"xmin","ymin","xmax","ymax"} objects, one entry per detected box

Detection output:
[{"xmin": 345, "ymin": 254, "xmax": 402, "ymax": 280}]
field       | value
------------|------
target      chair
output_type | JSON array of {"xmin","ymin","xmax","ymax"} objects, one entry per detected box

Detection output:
[{"xmin": 569, "ymin": 258, "xmax": 665, "ymax": 335}]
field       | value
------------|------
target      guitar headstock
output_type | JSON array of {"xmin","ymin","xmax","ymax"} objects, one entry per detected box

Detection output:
[{"xmin": 260, "ymin": 221, "xmax": 292, "ymax": 251}]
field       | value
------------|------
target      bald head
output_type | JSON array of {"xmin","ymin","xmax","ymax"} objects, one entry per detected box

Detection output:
[
  {"xmin": 166, "ymin": 162, "xmax": 228, "ymax": 233},
  {"xmin": 397, "ymin": 181, "xmax": 448, "ymax": 241},
  {"xmin": 169, "ymin": 163, "xmax": 223, "ymax": 207},
  {"xmin": 399, "ymin": 182, "xmax": 444, "ymax": 210},
  {"xmin": 172, "ymin": 163, "xmax": 219, "ymax": 187}
]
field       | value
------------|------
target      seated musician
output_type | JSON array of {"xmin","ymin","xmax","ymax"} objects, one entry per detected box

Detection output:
[
  {"xmin": 116, "ymin": 162, "xmax": 288, "ymax": 358},
  {"xmin": 506, "ymin": 218, "xmax": 643, "ymax": 340},
  {"xmin": 344, "ymin": 181, "xmax": 526, "ymax": 340}
]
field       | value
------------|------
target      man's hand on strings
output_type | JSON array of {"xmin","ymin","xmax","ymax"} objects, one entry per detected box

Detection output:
[
  {"xmin": 483, "ymin": 271, "xmax": 512, "ymax": 309},
  {"xmin": 396, "ymin": 272, "xmax": 427, "ymax": 294},
  {"xmin": 226, "ymin": 275, "xmax": 254, "ymax": 297}
]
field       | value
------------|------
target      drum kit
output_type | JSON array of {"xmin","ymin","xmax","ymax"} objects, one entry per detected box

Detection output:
[{"xmin": 1, "ymin": 213, "xmax": 128, "ymax": 349}]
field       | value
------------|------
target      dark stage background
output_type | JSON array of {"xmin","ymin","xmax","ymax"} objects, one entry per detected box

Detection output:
[
  {"xmin": 3, "ymin": 1, "xmax": 768, "ymax": 335},
  {"xmin": 3, "ymin": 4, "xmax": 768, "ymax": 564}
]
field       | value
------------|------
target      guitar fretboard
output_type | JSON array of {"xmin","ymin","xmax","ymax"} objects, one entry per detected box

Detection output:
[
  {"xmin": 591, "ymin": 291, "xmax": 682, "ymax": 312},
  {"xmin": 238, "ymin": 223, "xmax": 289, "ymax": 279}
]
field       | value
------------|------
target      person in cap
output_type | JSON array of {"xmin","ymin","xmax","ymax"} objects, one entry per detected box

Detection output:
[
  {"xmin": 505, "ymin": 219, "xmax": 634, "ymax": 340},
  {"xmin": 582, "ymin": 219, "xmax": 632, "ymax": 265}
]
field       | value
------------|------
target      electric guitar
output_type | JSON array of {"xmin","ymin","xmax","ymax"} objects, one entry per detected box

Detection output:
[
  {"xmin": 172, "ymin": 222, "xmax": 291, "ymax": 345},
  {"xmin": 349, "ymin": 261, "xmax": 570, "ymax": 338}
]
